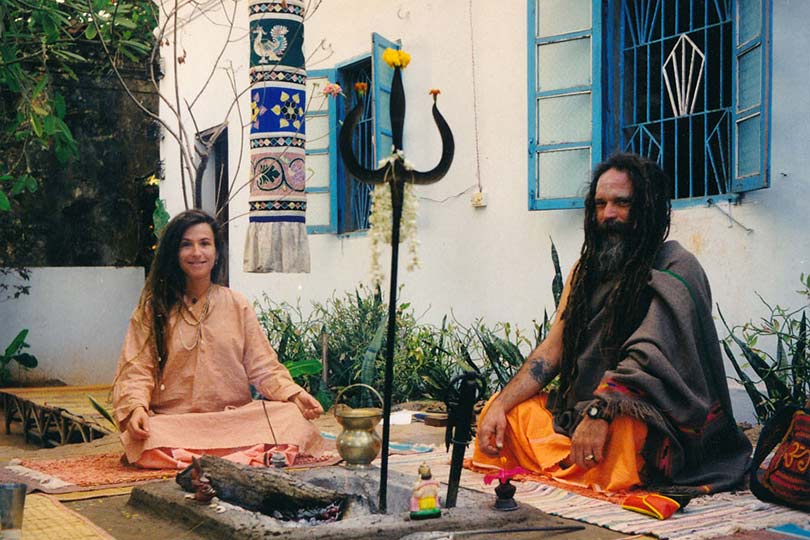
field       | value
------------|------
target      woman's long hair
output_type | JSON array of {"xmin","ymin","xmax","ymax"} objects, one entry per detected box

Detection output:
[
  {"xmin": 138, "ymin": 209, "xmax": 226, "ymax": 371},
  {"xmin": 556, "ymin": 153, "xmax": 671, "ymax": 410}
]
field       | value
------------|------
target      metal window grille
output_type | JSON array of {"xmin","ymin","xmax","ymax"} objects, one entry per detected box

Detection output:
[
  {"xmin": 620, "ymin": 0, "xmax": 733, "ymax": 200},
  {"xmin": 339, "ymin": 60, "xmax": 374, "ymax": 233}
]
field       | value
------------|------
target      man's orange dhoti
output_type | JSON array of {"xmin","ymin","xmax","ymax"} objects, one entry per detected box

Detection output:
[{"xmin": 472, "ymin": 394, "xmax": 648, "ymax": 493}]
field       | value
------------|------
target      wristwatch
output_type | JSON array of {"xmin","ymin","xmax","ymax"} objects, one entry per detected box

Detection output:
[{"xmin": 585, "ymin": 401, "xmax": 611, "ymax": 422}]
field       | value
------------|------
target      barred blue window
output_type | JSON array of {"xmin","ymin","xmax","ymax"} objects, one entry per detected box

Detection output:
[
  {"xmin": 528, "ymin": 0, "xmax": 771, "ymax": 210},
  {"xmin": 305, "ymin": 34, "xmax": 399, "ymax": 234},
  {"xmin": 337, "ymin": 59, "xmax": 374, "ymax": 233}
]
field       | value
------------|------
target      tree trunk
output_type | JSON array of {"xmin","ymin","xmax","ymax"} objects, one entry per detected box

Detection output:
[{"xmin": 176, "ymin": 455, "xmax": 345, "ymax": 514}]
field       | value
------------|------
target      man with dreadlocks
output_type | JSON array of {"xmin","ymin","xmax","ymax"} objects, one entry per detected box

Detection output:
[{"xmin": 473, "ymin": 153, "xmax": 751, "ymax": 495}]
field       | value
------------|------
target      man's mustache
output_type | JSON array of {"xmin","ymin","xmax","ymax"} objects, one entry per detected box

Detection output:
[{"xmin": 597, "ymin": 221, "xmax": 632, "ymax": 235}]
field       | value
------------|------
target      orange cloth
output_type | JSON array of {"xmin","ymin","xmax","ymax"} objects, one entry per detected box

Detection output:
[
  {"xmin": 113, "ymin": 285, "xmax": 325, "ymax": 465},
  {"xmin": 472, "ymin": 394, "xmax": 648, "ymax": 493}
]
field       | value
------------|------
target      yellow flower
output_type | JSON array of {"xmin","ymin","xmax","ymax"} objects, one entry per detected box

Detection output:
[{"xmin": 382, "ymin": 48, "xmax": 411, "ymax": 69}]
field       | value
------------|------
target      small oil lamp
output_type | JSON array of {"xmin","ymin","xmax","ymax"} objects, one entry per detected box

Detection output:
[{"xmin": 483, "ymin": 458, "xmax": 527, "ymax": 512}]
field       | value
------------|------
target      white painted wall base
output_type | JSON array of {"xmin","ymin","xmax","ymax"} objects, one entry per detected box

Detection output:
[{"xmin": 0, "ymin": 267, "xmax": 144, "ymax": 385}]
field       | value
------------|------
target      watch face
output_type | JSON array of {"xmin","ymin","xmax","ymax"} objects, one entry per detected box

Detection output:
[{"xmin": 588, "ymin": 405, "xmax": 600, "ymax": 418}]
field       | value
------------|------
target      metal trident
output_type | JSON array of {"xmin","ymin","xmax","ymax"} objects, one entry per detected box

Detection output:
[{"xmin": 338, "ymin": 57, "xmax": 454, "ymax": 514}]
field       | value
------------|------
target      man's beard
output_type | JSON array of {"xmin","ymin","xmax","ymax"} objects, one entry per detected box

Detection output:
[{"xmin": 594, "ymin": 221, "xmax": 632, "ymax": 277}]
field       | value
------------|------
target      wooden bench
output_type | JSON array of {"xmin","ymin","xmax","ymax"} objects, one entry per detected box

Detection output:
[{"xmin": 0, "ymin": 385, "xmax": 114, "ymax": 447}]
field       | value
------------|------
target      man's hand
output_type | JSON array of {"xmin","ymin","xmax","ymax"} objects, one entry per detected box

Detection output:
[
  {"xmin": 476, "ymin": 400, "xmax": 507, "ymax": 456},
  {"xmin": 290, "ymin": 391, "xmax": 323, "ymax": 420},
  {"xmin": 570, "ymin": 417, "xmax": 609, "ymax": 469},
  {"xmin": 126, "ymin": 406, "xmax": 150, "ymax": 440}
]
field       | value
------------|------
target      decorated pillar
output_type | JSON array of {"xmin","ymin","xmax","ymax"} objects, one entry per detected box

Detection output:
[{"xmin": 244, "ymin": 0, "xmax": 310, "ymax": 273}]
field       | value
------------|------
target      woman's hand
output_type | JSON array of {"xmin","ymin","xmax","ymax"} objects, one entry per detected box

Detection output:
[
  {"xmin": 126, "ymin": 406, "xmax": 150, "ymax": 440},
  {"xmin": 290, "ymin": 391, "xmax": 323, "ymax": 420}
]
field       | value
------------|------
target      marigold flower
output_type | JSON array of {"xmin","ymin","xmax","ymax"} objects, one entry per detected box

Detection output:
[
  {"xmin": 382, "ymin": 48, "xmax": 411, "ymax": 69},
  {"xmin": 354, "ymin": 82, "xmax": 368, "ymax": 96}
]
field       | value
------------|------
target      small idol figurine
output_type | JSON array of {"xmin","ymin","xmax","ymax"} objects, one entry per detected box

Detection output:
[{"xmin": 409, "ymin": 462, "xmax": 441, "ymax": 519}]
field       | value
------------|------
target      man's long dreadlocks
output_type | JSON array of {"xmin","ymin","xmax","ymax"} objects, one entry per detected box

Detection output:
[{"xmin": 556, "ymin": 153, "xmax": 672, "ymax": 412}]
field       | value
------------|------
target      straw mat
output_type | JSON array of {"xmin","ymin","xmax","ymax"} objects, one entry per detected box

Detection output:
[{"xmin": 22, "ymin": 493, "xmax": 114, "ymax": 539}]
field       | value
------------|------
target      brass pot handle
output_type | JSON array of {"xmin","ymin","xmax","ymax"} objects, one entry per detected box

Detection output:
[{"xmin": 334, "ymin": 383, "xmax": 384, "ymax": 411}]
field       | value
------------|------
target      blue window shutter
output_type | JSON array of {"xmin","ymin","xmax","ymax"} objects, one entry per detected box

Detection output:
[
  {"xmin": 372, "ymin": 33, "xmax": 401, "ymax": 162},
  {"xmin": 305, "ymin": 68, "xmax": 338, "ymax": 234},
  {"xmin": 733, "ymin": 0, "xmax": 771, "ymax": 192},
  {"xmin": 528, "ymin": 0, "xmax": 602, "ymax": 211}
]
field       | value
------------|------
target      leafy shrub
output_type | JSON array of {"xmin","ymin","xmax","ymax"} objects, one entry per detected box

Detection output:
[
  {"xmin": 254, "ymin": 240, "xmax": 565, "ymax": 408},
  {"xmin": 720, "ymin": 275, "xmax": 810, "ymax": 423},
  {"xmin": 1, "ymin": 329, "xmax": 38, "ymax": 385}
]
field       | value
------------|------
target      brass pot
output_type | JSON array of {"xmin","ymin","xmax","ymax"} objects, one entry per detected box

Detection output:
[{"xmin": 334, "ymin": 384, "xmax": 383, "ymax": 469}]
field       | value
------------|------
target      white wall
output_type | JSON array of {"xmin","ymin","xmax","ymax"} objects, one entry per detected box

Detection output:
[
  {"xmin": 0, "ymin": 267, "xmax": 144, "ymax": 385},
  {"xmin": 159, "ymin": 0, "xmax": 810, "ymax": 422}
]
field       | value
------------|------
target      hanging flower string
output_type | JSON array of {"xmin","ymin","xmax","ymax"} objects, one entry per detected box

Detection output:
[
  {"xmin": 367, "ymin": 50, "xmax": 423, "ymax": 287},
  {"xmin": 369, "ymin": 172, "xmax": 420, "ymax": 287}
]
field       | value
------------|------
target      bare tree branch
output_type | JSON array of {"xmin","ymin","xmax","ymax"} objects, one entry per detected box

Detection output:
[
  {"xmin": 188, "ymin": 0, "xmax": 238, "ymax": 109},
  {"xmin": 84, "ymin": 0, "xmax": 197, "ymax": 206}
]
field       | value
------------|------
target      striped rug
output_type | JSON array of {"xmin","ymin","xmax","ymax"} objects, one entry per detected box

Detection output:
[{"xmin": 387, "ymin": 449, "xmax": 810, "ymax": 540}]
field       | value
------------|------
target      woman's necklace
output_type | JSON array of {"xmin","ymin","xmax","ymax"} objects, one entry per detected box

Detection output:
[{"xmin": 178, "ymin": 286, "xmax": 212, "ymax": 351}]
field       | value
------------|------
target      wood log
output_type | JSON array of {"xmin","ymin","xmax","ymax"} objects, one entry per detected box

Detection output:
[{"xmin": 176, "ymin": 455, "xmax": 346, "ymax": 514}]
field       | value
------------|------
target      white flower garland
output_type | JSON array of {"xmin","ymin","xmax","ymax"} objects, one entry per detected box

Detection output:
[{"xmin": 368, "ymin": 165, "xmax": 420, "ymax": 288}]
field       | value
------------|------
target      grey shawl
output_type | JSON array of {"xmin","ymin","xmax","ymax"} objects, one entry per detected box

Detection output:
[{"xmin": 552, "ymin": 240, "xmax": 751, "ymax": 494}]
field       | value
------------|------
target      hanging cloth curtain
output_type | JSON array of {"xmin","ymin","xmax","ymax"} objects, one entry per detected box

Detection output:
[{"xmin": 244, "ymin": 0, "xmax": 310, "ymax": 273}]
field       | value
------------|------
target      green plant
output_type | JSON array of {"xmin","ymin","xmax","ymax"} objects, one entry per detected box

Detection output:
[
  {"xmin": 0, "ymin": 0, "xmax": 156, "ymax": 211},
  {"xmin": 450, "ymin": 237, "xmax": 564, "ymax": 397},
  {"xmin": 88, "ymin": 394, "xmax": 118, "ymax": 431},
  {"xmin": 252, "ymin": 235, "xmax": 566, "ymax": 407},
  {"xmin": 254, "ymin": 295, "xmax": 324, "ymax": 397},
  {"xmin": 314, "ymin": 284, "xmax": 386, "ymax": 394},
  {"xmin": 719, "ymin": 276, "xmax": 810, "ymax": 423},
  {"xmin": 1, "ymin": 329, "xmax": 38, "ymax": 385}
]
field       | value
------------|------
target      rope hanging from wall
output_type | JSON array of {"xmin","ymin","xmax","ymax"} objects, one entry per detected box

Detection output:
[{"xmin": 243, "ymin": 0, "xmax": 311, "ymax": 273}]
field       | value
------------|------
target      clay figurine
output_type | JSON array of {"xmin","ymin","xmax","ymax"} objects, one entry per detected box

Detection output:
[
  {"xmin": 190, "ymin": 457, "xmax": 216, "ymax": 502},
  {"xmin": 409, "ymin": 462, "xmax": 441, "ymax": 519}
]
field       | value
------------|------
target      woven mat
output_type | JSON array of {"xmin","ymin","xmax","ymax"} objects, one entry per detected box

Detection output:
[
  {"xmin": 4, "ymin": 449, "xmax": 343, "ymax": 495},
  {"xmin": 321, "ymin": 432, "xmax": 436, "ymax": 455},
  {"xmin": 390, "ymin": 448, "xmax": 810, "ymax": 540},
  {"xmin": 22, "ymin": 493, "xmax": 114, "ymax": 539}
]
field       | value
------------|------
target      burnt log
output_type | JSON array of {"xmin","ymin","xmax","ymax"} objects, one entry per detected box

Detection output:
[{"xmin": 176, "ymin": 455, "xmax": 347, "ymax": 515}]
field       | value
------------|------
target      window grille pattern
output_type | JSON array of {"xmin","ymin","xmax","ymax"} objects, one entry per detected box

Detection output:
[
  {"xmin": 339, "ymin": 61, "xmax": 374, "ymax": 232},
  {"xmin": 620, "ymin": 0, "xmax": 733, "ymax": 200}
]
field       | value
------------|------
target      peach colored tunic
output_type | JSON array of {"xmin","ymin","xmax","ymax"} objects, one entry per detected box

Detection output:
[{"xmin": 112, "ymin": 285, "xmax": 324, "ymax": 464}]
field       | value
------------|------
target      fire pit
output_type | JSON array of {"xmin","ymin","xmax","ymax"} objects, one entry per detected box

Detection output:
[{"xmin": 128, "ymin": 457, "xmax": 573, "ymax": 540}]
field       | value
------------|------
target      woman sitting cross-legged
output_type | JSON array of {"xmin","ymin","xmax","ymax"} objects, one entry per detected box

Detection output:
[{"xmin": 112, "ymin": 209, "xmax": 326, "ymax": 469}]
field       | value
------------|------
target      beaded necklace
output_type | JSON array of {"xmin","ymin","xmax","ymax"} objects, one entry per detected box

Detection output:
[{"xmin": 178, "ymin": 286, "xmax": 212, "ymax": 351}]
